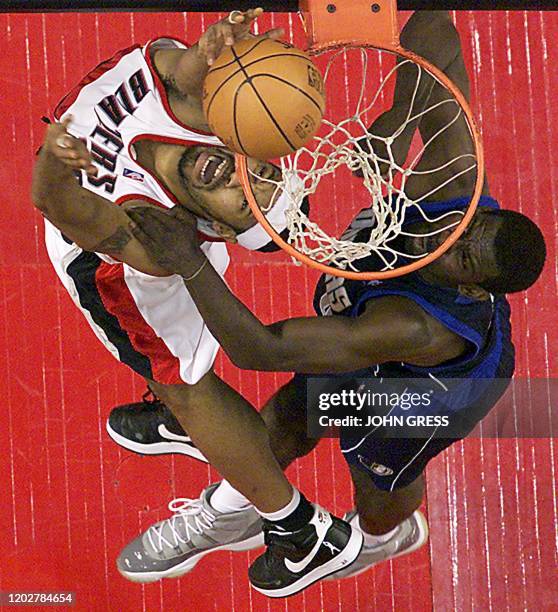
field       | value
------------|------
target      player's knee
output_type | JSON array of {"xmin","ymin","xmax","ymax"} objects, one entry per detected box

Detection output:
[
  {"xmin": 353, "ymin": 469, "xmax": 424, "ymax": 533},
  {"xmin": 263, "ymin": 378, "xmax": 307, "ymax": 426},
  {"xmin": 267, "ymin": 413, "xmax": 318, "ymax": 468},
  {"xmin": 262, "ymin": 379, "xmax": 318, "ymax": 467},
  {"xmin": 358, "ymin": 497, "xmax": 423, "ymax": 534}
]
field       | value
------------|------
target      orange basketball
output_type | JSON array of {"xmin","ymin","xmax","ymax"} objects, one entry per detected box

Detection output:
[{"xmin": 202, "ymin": 38, "xmax": 326, "ymax": 160}]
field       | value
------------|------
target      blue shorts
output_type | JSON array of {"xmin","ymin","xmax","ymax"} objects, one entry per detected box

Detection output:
[{"xmin": 293, "ymin": 373, "xmax": 500, "ymax": 492}]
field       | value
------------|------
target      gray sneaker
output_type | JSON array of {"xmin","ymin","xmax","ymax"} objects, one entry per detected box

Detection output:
[
  {"xmin": 327, "ymin": 510, "xmax": 428, "ymax": 580},
  {"xmin": 117, "ymin": 483, "xmax": 264, "ymax": 582}
]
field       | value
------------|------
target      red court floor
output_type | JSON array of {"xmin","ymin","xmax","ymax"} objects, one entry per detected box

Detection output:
[{"xmin": 0, "ymin": 9, "xmax": 556, "ymax": 612}]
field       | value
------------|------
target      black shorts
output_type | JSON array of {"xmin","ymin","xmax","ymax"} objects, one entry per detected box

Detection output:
[{"xmin": 292, "ymin": 372, "xmax": 502, "ymax": 492}]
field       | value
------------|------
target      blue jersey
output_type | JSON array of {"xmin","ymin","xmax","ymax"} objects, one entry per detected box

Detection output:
[{"xmin": 312, "ymin": 196, "xmax": 515, "ymax": 421}]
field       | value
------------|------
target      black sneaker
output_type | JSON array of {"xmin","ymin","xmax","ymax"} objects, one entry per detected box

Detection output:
[
  {"xmin": 248, "ymin": 505, "xmax": 363, "ymax": 598},
  {"xmin": 106, "ymin": 390, "xmax": 207, "ymax": 462}
]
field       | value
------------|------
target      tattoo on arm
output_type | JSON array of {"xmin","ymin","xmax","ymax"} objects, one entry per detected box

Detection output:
[
  {"xmin": 92, "ymin": 226, "xmax": 133, "ymax": 255},
  {"xmin": 162, "ymin": 74, "xmax": 181, "ymax": 98}
]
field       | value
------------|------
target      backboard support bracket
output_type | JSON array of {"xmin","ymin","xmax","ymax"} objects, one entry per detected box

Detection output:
[{"xmin": 300, "ymin": 0, "xmax": 400, "ymax": 50}]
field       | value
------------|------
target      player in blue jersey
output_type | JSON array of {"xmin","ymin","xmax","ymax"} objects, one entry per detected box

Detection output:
[{"xmin": 109, "ymin": 11, "xmax": 545, "ymax": 584}]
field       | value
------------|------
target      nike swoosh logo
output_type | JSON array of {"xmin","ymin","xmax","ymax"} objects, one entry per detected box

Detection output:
[
  {"xmin": 158, "ymin": 424, "xmax": 192, "ymax": 443},
  {"xmin": 284, "ymin": 512, "xmax": 332, "ymax": 574}
]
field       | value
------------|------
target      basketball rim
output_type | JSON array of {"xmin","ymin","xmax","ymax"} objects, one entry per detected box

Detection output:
[{"xmin": 236, "ymin": 0, "xmax": 485, "ymax": 281}]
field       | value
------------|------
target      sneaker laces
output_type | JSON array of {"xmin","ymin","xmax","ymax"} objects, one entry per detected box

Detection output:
[{"xmin": 147, "ymin": 497, "xmax": 216, "ymax": 554}]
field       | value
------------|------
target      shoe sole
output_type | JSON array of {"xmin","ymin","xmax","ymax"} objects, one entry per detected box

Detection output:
[
  {"xmin": 328, "ymin": 510, "xmax": 429, "ymax": 581},
  {"xmin": 106, "ymin": 421, "xmax": 208, "ymax": 463},
  {"xmin": 250, "ymin": 525, "xmax": 364, "ymax": 598},
  {"xmin": 118, "ymin": 532, "xmax": 265, "ymax": 583}
]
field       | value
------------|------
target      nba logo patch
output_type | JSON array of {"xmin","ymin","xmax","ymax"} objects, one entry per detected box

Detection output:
[
  {"xmin": 358, "ymin": 455, "xmax": 394, "ymax": 476},
  {"xmin": 123, "ymin": 168, "xmax": 144, "ymax": 182}
]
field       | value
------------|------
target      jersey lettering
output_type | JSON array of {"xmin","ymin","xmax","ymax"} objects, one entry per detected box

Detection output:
[
  {"xmin": 115, "ymin": 82, "xmax": 138, "ymax": 114},
  {"xmin": 321, "ymin": 275, "xmax": 351, "ymax": 314},
  {"xmin": 57, "ymin": 41, "xmax": 223, "ymax": 209},
  {"xmin": 90, "ymin": 142, "xmax": 117, "ymax": 173},
  {"xmin": 318, "ymin": 209, "xmax": 378, "ymax": 315},
  {"xmin": 98, "ymin": 95, "xmax": 127, "ymax": 126},
  {"xmin": 341, "ymin": 208, "xmax": 376, "ymax": 241},
  {"xmin": 88, "ymin": 71, "xmax": 148, "ymax": 192},
  {"xmin": 97, "ymin": 69, "xmax": 150, "ymax": 127},
  {"xmin": 319, "ymin": 208, "xmax": 381, "ymax": 316},
  {"xmin": 86, "ymin": 172, "xmax": 117, "ymax": 194},
  {"xmin": 90, "ymin": 124, "xmax": 124, "ymax": 154},
  {"xmin": 84, "ymin": 124, "xmax": 123, "ymax": 193},
  {"xmin": 72, "ymin": 136, "xmax": 118, "ymax": 194},
  {"xmin": 128, "ymin": 69, "xmax": 149, "ymax": 104}
]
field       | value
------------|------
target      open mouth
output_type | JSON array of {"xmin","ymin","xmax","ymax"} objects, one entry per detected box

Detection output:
[{"xmin": 193, "ymin": 150, "xmax": 234, "ymax": 188}]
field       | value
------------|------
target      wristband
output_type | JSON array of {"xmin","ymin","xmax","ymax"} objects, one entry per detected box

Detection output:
[{"xmin": 182, "ymin": 258, "xmax": 208, "ymax": 282}]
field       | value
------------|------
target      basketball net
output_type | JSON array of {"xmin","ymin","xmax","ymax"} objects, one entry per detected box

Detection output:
[{"xmin": 236, "ymin": 0, "xmax": 484, "ymax": 280}]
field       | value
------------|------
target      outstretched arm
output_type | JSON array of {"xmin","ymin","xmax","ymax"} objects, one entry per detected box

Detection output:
[
  {"xmin": 153, "ymin": 9, "xmax": 283, "ymax": 102},
  {"xmin": 128, "ymin": 206, "xmax": 466, "ymax": 372},
  {"xmin": 32, "ymin": 120, "xmax": 171, "ymax": 276}
]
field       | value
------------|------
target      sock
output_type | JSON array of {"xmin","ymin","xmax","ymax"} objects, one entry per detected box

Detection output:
[
  {"xmin": 357, "ymin": 515, "xmax": 398, "ymax": 547},
  {"xmin": 257, "ymin": 488, "xmax": 314, "ymax": 532},
  {"xmin": 209, "ymin": 480, "xmax": 252, "ymax": 513}
]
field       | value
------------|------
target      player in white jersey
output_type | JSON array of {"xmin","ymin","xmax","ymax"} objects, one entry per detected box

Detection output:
[
  {"xmin": 52, "ymin": 33, "xmax": 287, "ymax": 247},
  {"xmin": 33, "ymin": 9, "xmax": 362, "ymax": 597},
  {"xmin": 46, "ymin": 24, "xmax": 289, "ymax": 385}
]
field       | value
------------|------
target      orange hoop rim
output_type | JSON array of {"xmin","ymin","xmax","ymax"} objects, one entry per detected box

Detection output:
[{"xmin": 236, "ymin": 43, "xmax": 484, "ymax": 281}]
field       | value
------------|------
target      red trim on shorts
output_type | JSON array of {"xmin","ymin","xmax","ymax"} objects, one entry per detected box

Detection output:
[
  {"xmin": 54, "ymin": 44, "xmax": 142, "ymax": 120},
  {"xmin": 94, "ymin": 261, "xmax": 183, "ymax": 385}
]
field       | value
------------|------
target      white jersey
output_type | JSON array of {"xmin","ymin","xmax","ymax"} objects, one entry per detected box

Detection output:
[
  {"xmin": 54, "ymin": 38, "xmax": 224, "ymax": 210},
  {"xmin": 46, "ymin": 39, "xmax": 230, "ymax": 385}
]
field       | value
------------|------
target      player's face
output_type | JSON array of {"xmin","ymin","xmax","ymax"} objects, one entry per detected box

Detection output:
[
  {"xmin": 407, "ymin": 209, "xmax": 502, "ymax": 288},
  {"xmin": 178, "ymin": 146, "xmax": 282, "ymax": 232}
]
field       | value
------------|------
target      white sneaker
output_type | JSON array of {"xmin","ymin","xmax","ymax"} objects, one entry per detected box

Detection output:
[
  {"xmin": 117, "ymin": 483, "xmax": 264, "ymax": 582},
  {"xmin": 326, "ymin": 510, "xmax": 428, "ymax": 580}
]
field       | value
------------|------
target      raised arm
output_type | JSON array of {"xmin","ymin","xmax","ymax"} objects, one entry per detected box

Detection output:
[
  {"xmin": 153, "ymin": 9, "xmax": 283, "ymax": 105},
  {"xmin": 127, "ymin": 206, "xmax": 467, "ymax": 373},
  {"xmin": 32, "ymin": 120, "xmax": 170, "ymax": 276}
]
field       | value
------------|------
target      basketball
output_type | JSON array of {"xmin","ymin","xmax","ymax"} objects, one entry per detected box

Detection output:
[{"xmin": 202, "ymin": 37, "xmax": 326, "ymax": 159}]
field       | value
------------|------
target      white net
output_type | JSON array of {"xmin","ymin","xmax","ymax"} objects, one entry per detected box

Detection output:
[{"xmin": 248, "ymin": 46, "xmax": 481, "ymax": 273}]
